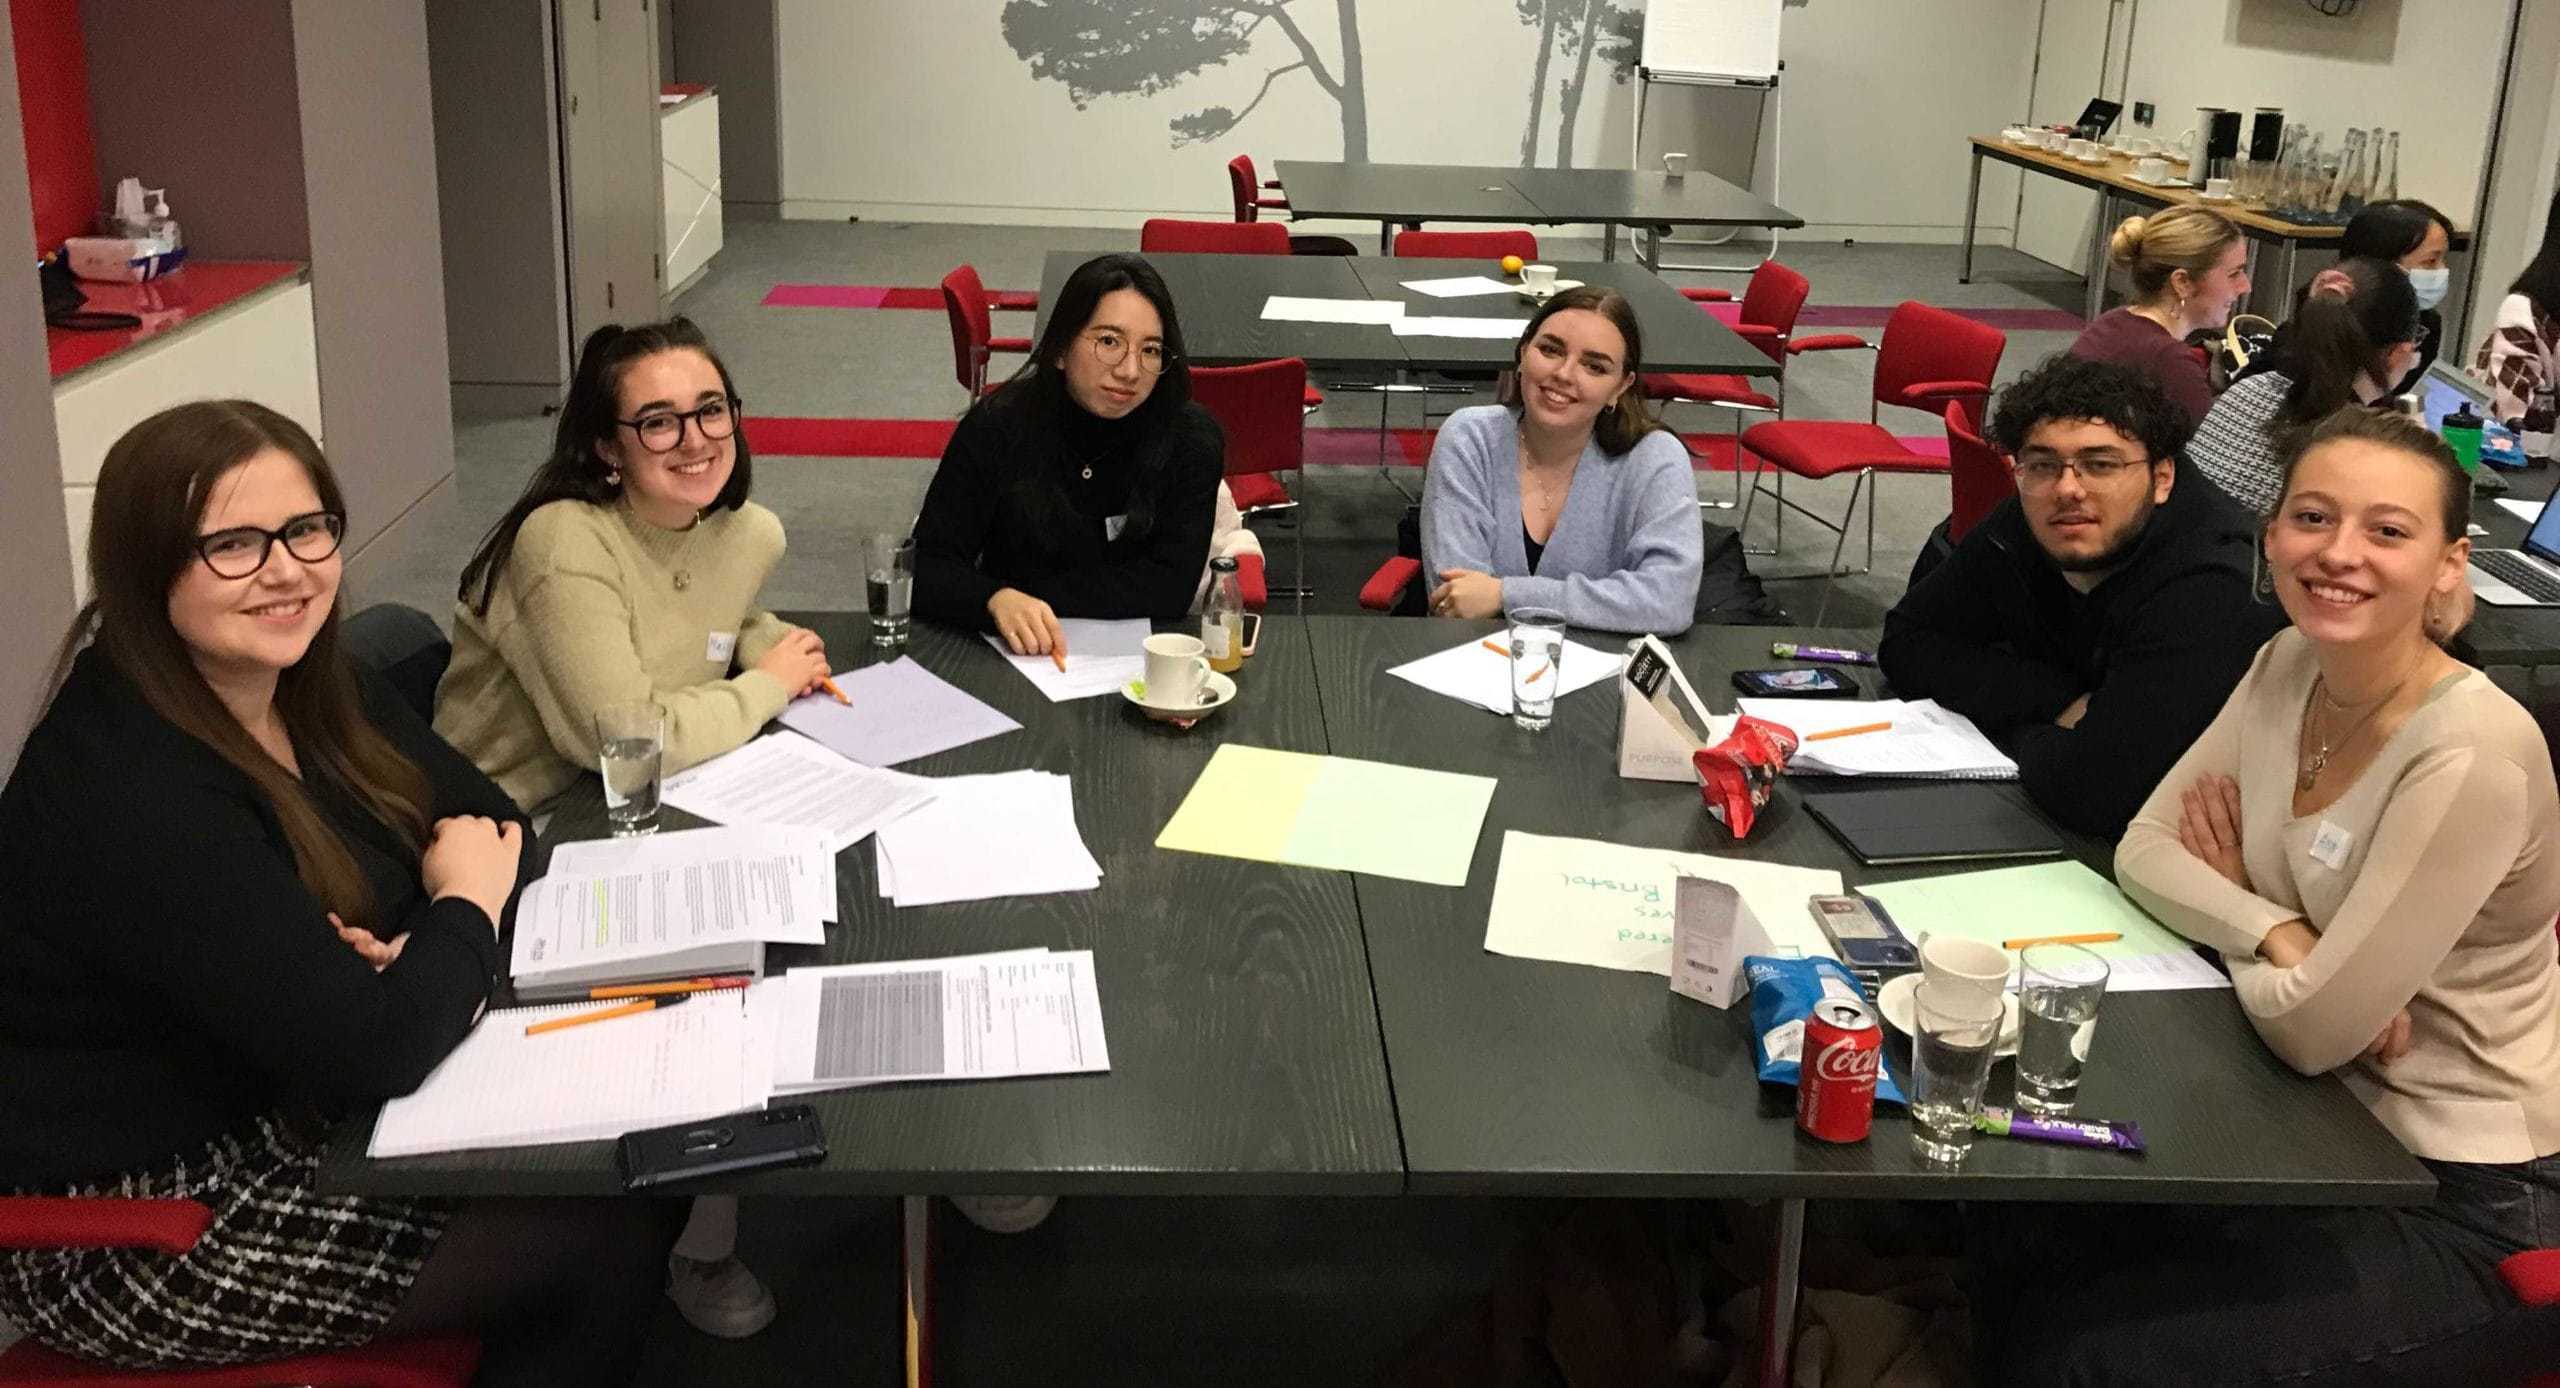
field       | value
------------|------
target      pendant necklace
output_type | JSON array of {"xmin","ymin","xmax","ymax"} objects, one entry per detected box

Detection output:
[{"xmin": 2300, "ymin": 669, "xmax": 2410, "ymax": 791}]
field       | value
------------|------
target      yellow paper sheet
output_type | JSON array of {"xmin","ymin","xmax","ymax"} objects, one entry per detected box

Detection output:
[
  {"xmin": 1155, "ymin": 745, "xmax": 1497, "ymax": 887},
  {"xmin": 1482, "ymin": 830, "xmax": 1843, "ymax": 975}
]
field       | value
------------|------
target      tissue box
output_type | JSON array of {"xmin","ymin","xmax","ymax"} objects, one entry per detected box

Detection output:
[{"xmin": 1617, "ymin": 635, "xmax": 1733, "ymax": 781}]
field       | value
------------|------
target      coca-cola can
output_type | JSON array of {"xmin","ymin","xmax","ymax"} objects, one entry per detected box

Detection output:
[{"xmin": 1797, "ymin": 998, "xmax": 1881, "ymax": 1143}]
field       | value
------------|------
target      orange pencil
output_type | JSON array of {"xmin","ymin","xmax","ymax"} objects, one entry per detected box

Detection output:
[
  {"xmin": 1807, "ymin": 721, "xmax": 1894, "ymax": 742},
  {"xmin": 1482, "ymin": 638, "xmax": 1550, "ymax": 683},
  {"xmin": 818, "ymin": 675, "xmax": 851, "ymax": 707},
  {"xmin": 525, "ymin": 996, "xmax": 682, "ymax": 1036},
  {"xmin": 588, "ymin": 975, "xmax": 752, "ymax": 1000},
  {"xmin": 2002, "ymin": 931, "xmax": 2122, "ymax": 951}
]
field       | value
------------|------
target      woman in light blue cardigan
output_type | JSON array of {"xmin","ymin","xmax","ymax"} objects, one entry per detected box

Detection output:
[{"xmin": 1421, "ymin": 286, "xmax": 1704, "ymax": 634}]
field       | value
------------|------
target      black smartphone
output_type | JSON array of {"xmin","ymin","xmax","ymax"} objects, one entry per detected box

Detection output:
[
  {"xmin": 1808, "ymin": 893, "xmax": 1922, "ymax": 993},
  {"xmin": 1731, "ymin": 666, "xmax": 1859, "ymax": 698},
  {"xmin": 616, "ymin": 1105, "xmax": 827, "ymax": 1192}
]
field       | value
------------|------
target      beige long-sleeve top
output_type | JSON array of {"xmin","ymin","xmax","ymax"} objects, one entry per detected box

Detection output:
[
  {"xmin": 2116, "ymin": 629, "xmax": 2560, "ymax": 1164},
  {"xmin": 434, "ymin": 498, "xmax": 794, "ymax": 810}
]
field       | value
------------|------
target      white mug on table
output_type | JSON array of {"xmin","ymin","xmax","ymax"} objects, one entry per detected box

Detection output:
[
  {"xmin": 1919, "ymin": 934, "xmax": 2010, "ymax": 1006},
  {"xmin": 1521, "ymin": 263, "xmax": 1559, "ymax": 294},
  {"xmin": 1142, "ymin": 633, "xmax": 1213, "ymax": 707},
  {"xmin": 1662, "ymin": 151, "xmax": 1690, "ymax": 178}
]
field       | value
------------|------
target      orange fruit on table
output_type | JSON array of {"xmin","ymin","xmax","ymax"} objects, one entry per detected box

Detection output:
[{"xmin": 1500, "ymin": 254, "xmax": 1525, "ymax": 276}]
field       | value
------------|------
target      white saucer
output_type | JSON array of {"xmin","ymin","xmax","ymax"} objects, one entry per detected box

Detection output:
[
  {"xmin": 1514, "ymin": 279, "xmax": 1586, "ymax": 302},
  {"xmin": 1875, "ymin": 972, "xmax": 2021, "ymax": 1058},
  {"xmin": 1122, "ymin": 670, "xmax": 1237, "ymax": 723},
  {"xmin": 2197, "ymin": 192, "xmax": 2236, "ymax": 203}
]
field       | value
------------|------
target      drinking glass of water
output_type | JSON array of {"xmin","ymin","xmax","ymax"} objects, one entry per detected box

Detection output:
[
  {"xmin": 867, "ymin": 532, "xmax": 916, "ymax": 649},
  {"xmin": 1910, "ymin": 982, "xmax": 2005, "ymax": 1167},
  {"xmin": 595, "ymin": 701, "xmax": 664, "ymax": 837},
  {"xmin": 2016, "ymin": 944, "xmax": 2110, "ymax": 1115},
  {"xmin": 1507, "ymin": 608, "xmax": 1566, "ymax": 732}
]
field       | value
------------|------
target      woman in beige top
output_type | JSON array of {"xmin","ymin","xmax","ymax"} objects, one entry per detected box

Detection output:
[{"xmin": 1978, "ymin": 408, "xmax": 2560, "ymax": 1386}]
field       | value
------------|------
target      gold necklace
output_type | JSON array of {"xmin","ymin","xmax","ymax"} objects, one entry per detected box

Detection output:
[{"xmin": 2300, "ymin": 667, "xmax": 2413, "ymax": 791}]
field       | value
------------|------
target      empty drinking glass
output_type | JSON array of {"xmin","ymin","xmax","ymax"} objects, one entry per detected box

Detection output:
[
  {"xmin": 867, "ymin": 532, "xmax": 916, "ymax": 649},
  {"xmin": 2016, "ymin": 943, "xmax": 2110, "ymax": 1115},
  {"xmin": 1910, "ymin": 982, "xmax": 2005, "ymax": 1167},
  {"xmin": 596, "ymin": 701, "xmax": 664, "ymax": 837},
  {"xmin": 1507, "ymin": 608, "xmax": 1567, "ymax": 732}
]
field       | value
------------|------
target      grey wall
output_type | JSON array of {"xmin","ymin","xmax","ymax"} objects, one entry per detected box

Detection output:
[
  {"xmin": 81, "ymin": 0, "xmax": 309, "ymax": 259},
  {"xmin": 427, "ymin": 0, "xmax": 570, "ymax": 408},
  {"xmin": 0, "ymin": 3, "xmax": 81, "ymax": 776},
  {"xmin": 291, "ymin": 0, "xmax": 458, "ymax": 558},
  {"xmin": 670, "ymin": 0, "xmax": 778, "ymax": 213}
]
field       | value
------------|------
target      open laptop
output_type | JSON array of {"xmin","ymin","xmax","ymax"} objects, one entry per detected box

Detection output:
[{"xmin": 2470, "ymin": 489, "xmax": 2560, "ymax": 606}]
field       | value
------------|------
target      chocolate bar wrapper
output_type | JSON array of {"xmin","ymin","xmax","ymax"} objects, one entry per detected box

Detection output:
[
  {"xmin": 1691, "ymin": 715, "xmax": 1799, "ymax": 839},
  {"xmin": 1973, "ymin": 1105, "xmax": 2145, "ymax": 1153}
]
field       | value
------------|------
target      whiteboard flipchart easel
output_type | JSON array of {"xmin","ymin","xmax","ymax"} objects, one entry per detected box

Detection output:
[{"xmin": 1631, "ymin": 0, "xmax": 1785, "ymax": 272}]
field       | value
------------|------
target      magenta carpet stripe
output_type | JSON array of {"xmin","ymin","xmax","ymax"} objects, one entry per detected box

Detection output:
[
  {"xmin": 1793, "ymin": 304, "xmax": 2085, "ymax": 332},
  {"xmin": 763, "ymin": 284, "xmax": 892, "ymax": 308}
]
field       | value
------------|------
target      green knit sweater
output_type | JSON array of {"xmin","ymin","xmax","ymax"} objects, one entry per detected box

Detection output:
[{"xmin": 434, "ymin": 498, "xmax": 794, "ymax": 810}]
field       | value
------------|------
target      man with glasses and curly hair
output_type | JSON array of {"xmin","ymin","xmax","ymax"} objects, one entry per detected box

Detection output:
[{"xmin": 1880, "ymin": 355, "xmax": 2286, "ymax": 837}]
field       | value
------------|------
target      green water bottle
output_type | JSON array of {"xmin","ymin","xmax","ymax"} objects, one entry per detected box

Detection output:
[{"xmin": 2443, "ymin": 402, "xmax": 2484, "ymax": 474}]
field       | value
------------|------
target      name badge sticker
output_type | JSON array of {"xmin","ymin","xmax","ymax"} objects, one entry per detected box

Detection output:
[
  {"xmin": 706, "ymin": 630, "xmax": 738, "ymax": 664},
  {"xmin": 2308, "ymin": 820, "xmax": 2354, "ymax": 871},
  {"xmin": 1104, "ymin": 514, "xmax": 1129, "ymax": 542}
]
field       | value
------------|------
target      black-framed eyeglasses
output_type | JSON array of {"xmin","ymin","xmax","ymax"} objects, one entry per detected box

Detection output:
[
  {"xmin": 195, "ymin": 510, "xmax": 345, "ymax": 579},
  {"xmin": 1084, "ymin": 329, "xmax": 1171, "ymax": 376},
  {"xmin": 2012, "ymin": 453, "xmax": 2151, "ymax": 491},
  {"xmin": 616, "ymin": 396, "xmax": 742, "ymax": 454}
]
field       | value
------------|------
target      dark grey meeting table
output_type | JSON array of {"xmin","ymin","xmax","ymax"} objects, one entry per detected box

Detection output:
[
  {"xmin": 1033, "ymin": 249, "xmax": 1776, "ymax": 378},
  {"xmin": 317, "ymin": 613, "xmax": 2429, "ymax": 1384},
  {"xmin": 1275, "ymin": 158, "xmax": 1805, "ymax": 267}
]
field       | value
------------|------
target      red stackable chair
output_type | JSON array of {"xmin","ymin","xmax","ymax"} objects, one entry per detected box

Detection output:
[
  {"xmin": 1641, "ymin": 260, "xmax": 1811, "ymax": 511},
  {"xmin": 940, "ymin": 264, "xmax": 1032, "ymax": 400},
  {"xmin": 1737, "ymin": 300, "xmax": 2006, "ymax": 623},
  {"xmin": 1227, "ymin": 155, "xmax": 1291, "ymax": 223},
  {"xmin": 1191, "ymin": 358, "xmax": 1312, "ymax": 598},
  {"xmin": 0, "ymin": 1197, "xmax": 479, "ymax": 1388},
  {"xmin": 1392, "ymin": 229, "xmax": 1539, "ymax": 262},
  {"xmin": 2499, "ymin": 916, "xmax": 2560, "ymax": 1388},
  {"xmin": 1139, "ymin": 219, "xmax": 1290, "ymax": 256},
  {"xmin": 1943, "ymin": 401, "xmax": 2018, "ymax": 544}
]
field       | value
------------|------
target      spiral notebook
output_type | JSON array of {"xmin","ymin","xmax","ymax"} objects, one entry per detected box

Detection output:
[{"xmin": 1735, "ymin": 698, "xmax": 2019, "ymax": 780}]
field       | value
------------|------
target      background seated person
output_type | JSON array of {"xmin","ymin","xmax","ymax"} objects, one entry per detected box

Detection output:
[
  {"xmin": 1880, "ymin": 355, "xmax": 2283, "ymax": 838},
  {"xmin": 1421, "ymin": 286, "xmax": 1704, "ymax": 634},
  {"xmin": 2067, "ymin": 205, "xmax": 2249, "ymax": 427}
]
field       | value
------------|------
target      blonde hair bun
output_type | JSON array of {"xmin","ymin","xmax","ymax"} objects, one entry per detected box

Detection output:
[{"xmin": 2108, "ymin": 216, "xmax": 2150, "ymax": 270}]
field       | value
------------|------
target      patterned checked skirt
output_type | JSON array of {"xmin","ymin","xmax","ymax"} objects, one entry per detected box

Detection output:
[{"xmin": 0, "ymin": 1108, "xmax": 448, "ymax": 1370}]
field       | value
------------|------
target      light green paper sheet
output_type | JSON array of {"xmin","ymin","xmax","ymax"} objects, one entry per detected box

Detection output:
[
  {"xmin": 1155, "ymin": 744, "xmax": 1498, "ymax": 887},
  {"xmin": 1482, "ymin": 830, "xmax": 1843, "ymax": 976},
  {"xmin": 1858, "ymin": 860, "xmax": 2229, "ymax": 992}
]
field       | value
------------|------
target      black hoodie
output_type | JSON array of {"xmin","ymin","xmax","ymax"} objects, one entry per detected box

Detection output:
[{"xmin": 1880, "ymin": 468, "xmax": 2287, "ymax": 839}]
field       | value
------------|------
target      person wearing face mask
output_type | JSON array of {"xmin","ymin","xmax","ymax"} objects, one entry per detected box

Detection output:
[
  {"xmin": 2476, "ymin": 187, "xmax": 2560, "ymax": 462},
  {"xmin": 2184, "ymin": 257, "xmax": 2422, "ymax": 517},
  {"xmin": 911, "ymin": 252, "xmax": 1224, "ymax": 660},
  {"xmin": 1421, "ymin": 285, "xmax": 1704, "ymax": 633},
  {"xmin": 1880, "ymin": 356, "xmax": 2284, "ymax": 838},
  {"xmin": 2069, "ymin": 206, "xmax": 2250, "ymax": 427},
  {"xmin": 2341, "ymin": 199, "xmax": 2457, "ymax": 396},
  {"xmin": 1971, "ymin": 409, "xmax": 2560, "ymax": 1387}
]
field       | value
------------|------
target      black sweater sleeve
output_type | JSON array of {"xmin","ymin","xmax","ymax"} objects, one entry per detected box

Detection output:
[
  {"xmin": 911, "ymin": 406, "xmax": 1010, "ymax": 631},
  {"xmin": 1037, "ymin": 410, "xmax": 1225, "ymax": 621},
  {"xmin": 1879, "ymin": 515, "xmax": 2085, "ymax": 730},
  {"xmin": 2003, "ymin": 571, "xmax": 2280, "ymax": 838}
]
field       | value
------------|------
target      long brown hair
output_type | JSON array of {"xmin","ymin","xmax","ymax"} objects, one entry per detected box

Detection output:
[
  {"xmin": 1498, "ymin": 285, "xmax": 1666, "ymax": 456},
  {"xmin": 69, "ymin": 400, "xmax": 432, "ymax": 932}
]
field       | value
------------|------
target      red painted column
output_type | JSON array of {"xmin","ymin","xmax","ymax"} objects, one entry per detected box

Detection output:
[{"xmin": 11, "ymin": 0, "xmax": 98, "ymax": 254}]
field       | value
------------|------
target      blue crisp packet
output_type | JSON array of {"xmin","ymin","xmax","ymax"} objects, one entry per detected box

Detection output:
[{"xmin": 1743, "ymin": 955, "xmax": 1907, "ymax": 1106}]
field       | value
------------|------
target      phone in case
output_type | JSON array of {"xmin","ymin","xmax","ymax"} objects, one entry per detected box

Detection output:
[
  {"xmin": 1807, "ymin": 893, "xmax": 1921, "ymax": 994},
  {"xmin": 616, "ymin": 1105, "xmax": 827, "ymax": 1192},
  {"xmin": 1731, "ymin": 666, "xmax": 1860, "ymax": 698}
]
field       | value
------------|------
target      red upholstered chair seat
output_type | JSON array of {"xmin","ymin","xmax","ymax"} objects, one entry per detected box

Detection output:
[
  {"xmin": 1740, "ymin": 421, "xmax": 1949, "ymax": 480},
  {"xmin": 1643, "ymin": 373, "xmax": 1776, "ymax": 412},
  {"xmin": 1225, "ymin": 472, "xmax": 1294, "ymax": 512}
]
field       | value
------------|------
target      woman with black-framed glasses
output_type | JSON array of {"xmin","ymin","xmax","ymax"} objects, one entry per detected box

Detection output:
[
  {"xmin": 435, "ymin": 318, "xmax": 820, "ymax": 1336},
  {"xmin": 911, "ymin": 252, "xmax": 1224, "ymax": 658}
]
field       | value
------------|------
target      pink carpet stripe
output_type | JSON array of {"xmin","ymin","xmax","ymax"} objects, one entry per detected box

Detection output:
[
  {"xmin": 1790, "ymin": 304, "xmax": 2085, "ymax": 332},
  {"xmin": 762, "ymin": 284, "xmax": 891, "ymax": 308},
  {"xmin": 744, "ymin": 416, "xmax": 1942, "ymax": 471}
]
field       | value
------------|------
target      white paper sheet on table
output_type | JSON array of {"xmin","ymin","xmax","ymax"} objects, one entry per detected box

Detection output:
[
  {"xmin": 2497, "ymin": 497, "xmax": 2547, "ymax": 524},
  {"xmin": 983, "ymin": 618, "xmax": 1151, "ymax": 701},
  {"xmin": 369, "ymin": 992, "xmax": 758, "ymax": 1157},
  {"xmin": 1399, "ymin": 275, "xmax": 1518, "ymax": 298},
  {"xmin": 777, "ymin": 657, "xmax": 1021, "ymax": 767},
  {"xmin": 1386, "ymin": 634, "xmax": 1624, "ymax": 714},
  {"xmin": 1390, "ymin": 315, "xmax": 1532, "ymax": 339},
  {"xmin": 758, "ymin": 949, "xmax": 1110, "ymax": 1094},
  {"xmin": 514, "ymin": 825, "xmax": 836, "ymax": 985},
  {"xmin": 1260, "ymin": 295, "xmax": 1405, "ymax": 325},
  {"xmin": 661, "ymin": 733, "xmax": 937, "ymax": 854},
  {"xmin": 1483, "ymin": 830, "xmax": 1842, "ymax": 976},
  {"xmin": 1736, "ymin": 697, "xmax": 2018, "ymax": 779},
  {"xmin": 873, "ymin": 770, "xmax": 1101, "ymax": 907}
]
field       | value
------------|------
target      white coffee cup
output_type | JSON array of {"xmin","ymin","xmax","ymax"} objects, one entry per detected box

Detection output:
[
  {"xmin": 2205, "ymin": 176, "xmax": 2234, "ymax": 199},
  {"xmin": 1918, "ymin": 934, "xmax": 2010, "ymax": 1006},
  {"xmin": 2041, "ymin": 130, "xmax": 2067, "ymax": 151},
  {"xmin": 2134, "ymin": 157, "xmax": 2168, "ymax": 183},
  {"xmin": 2066, "ymin": 138, "xmax": 2095, "ymax": 160},
  {"xmin": 1142, "ymin": 633, "xmax": 1212, "ymax": 707},
  {"xmin": 2001, "ymin": 127, "xmax": 2027, "ymax": 144},
  {"xmin": 1521, "ymin": 263, "xmax": 1559, "ymax": 294},
  {"xmin": 2131, "ymin": 136, "xmax": 2161, "ymax": 156},
  {"xmin": 1662, "ymin": 151, "xmax": 1690, "ymax": 178}
]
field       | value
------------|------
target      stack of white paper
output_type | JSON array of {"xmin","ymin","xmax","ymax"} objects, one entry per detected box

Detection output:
[
  {"xmin": 370, "ymin": 991, "xmax": 759, "ymax": 1157},
  {"xmin": 983, "ymin": 618, "xmax": 1152, "ymax": 702},
  {"xmin": 1386, "ymin": 634, "xmax": 1625, "ymax": 714},
  {"xmin": 1260, "ymin": 295, "xmax": 1405, "ymax": 325},
  {"xmin": 756, "ymin": 948, "xmax": 1110, "ymax": 1095},
  {"xmin": 1735, "ymin": 698, "xmax": 2019, "ymax": 780},
  {"xmin": 512, "ymin": 825, "xmax": 837, "ymax": 994},
  {"xmin": 661, "ymin": 733, "xmax": 938, "ymax": 853},
  {"xmin": 874, "ymin": 771, "xmax": 1100, "ymax": 907},
  {"xmin": 1400, "ymin": 275, "xmax": 1517, "ymax": 298},
  {"xmin": 777, "ymin": 658, "xmax": 1021, "ymax": 767},
  {"xmin": 1390, "ymin": 316, "xmax": 1531, "ymax": 339}
]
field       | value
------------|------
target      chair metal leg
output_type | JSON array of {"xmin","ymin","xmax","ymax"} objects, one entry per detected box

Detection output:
[{"xmin": 1811, "ymin": 471, "xmax": 1868, "ymax": 627}]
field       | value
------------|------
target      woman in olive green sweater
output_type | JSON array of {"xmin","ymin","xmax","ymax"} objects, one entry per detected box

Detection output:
[{"xmin": 434, "ymin": 318, "xmax": 828, "ymax": 1339}]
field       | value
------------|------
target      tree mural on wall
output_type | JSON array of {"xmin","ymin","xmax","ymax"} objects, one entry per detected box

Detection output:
[
  {"xmin": 999, "ymin": 0, "xmax": 1371, "ymax": 160},
  {"xmin": 1515, "ymin": 0, "xmax": 1641, "ymax": 168}
]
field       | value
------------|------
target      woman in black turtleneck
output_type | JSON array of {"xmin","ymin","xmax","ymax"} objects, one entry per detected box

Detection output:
[{"xmin": 912, "ymin": 252, "xmax": 1224, "ymax": 656}]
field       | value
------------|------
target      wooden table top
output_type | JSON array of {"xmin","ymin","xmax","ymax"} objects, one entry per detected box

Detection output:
[{"xmin": 1970, "ymin": 135, "xmax": 2416, "ymax": 243}]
